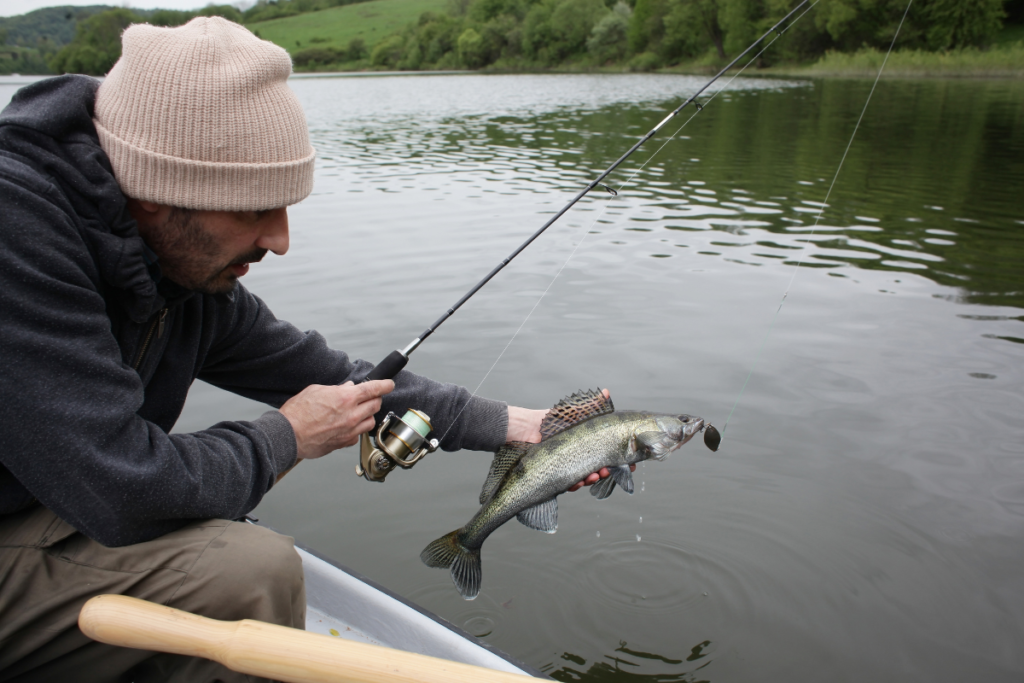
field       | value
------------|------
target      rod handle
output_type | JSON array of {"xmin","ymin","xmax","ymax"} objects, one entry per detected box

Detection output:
[
  {"xmin": 79, "ymin": 595, "xmax": 533, "ymax": 683},
  {"xmin": 363, "ymin": 350, "xmax": 408, "ymax": 382}
]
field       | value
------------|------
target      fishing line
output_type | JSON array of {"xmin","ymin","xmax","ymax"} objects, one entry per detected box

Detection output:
[
  {"xmin": 439, "ymin": 2, "xmax": 821, "ymax": 442},
  {"xmin": 719, "ymin": 0, "xmax": 915, "ymax": 440}
]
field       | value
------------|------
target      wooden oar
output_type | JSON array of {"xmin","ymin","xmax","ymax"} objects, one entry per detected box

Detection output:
[{"xmin": 79, "ymin": 595, "xmax": 534, "ymax": 683}]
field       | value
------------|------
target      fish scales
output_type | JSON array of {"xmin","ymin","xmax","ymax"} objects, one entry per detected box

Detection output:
[
  {"xmin": 421, "ymin": 390, "xmax": 705, "ymax": 599},
  {"xmin": 460, "ymin": 412, "xmax": 658, "ymax": 547}
]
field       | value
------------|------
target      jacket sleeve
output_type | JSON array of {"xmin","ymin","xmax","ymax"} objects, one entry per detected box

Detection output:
[
  {"xmin": 0, "ymin": 168, "xmax": 294, "ymax": 546},
  {"xmin": 197, "ymin": 286, "xmax": 509, "ymax": 453}
]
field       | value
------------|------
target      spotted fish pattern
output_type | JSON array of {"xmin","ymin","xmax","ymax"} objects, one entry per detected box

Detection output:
[{"xmin": 421, "ymin": 389, "xmax": 705, "ymax": 599}]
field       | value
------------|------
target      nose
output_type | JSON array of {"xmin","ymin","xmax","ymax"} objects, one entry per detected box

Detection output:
[{"xmin": 256, "ymin": 208, "xmax": 290, "ymax": 256}]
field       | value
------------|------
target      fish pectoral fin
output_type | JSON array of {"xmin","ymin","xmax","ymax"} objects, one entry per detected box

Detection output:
[
  {"xmin": 590, "ymin": 475, "xmax": 616, "ymax": 499},
  {"xmin": 480, "ymin": 442, "xmax": 531, "ymax": 505},
  {"xmin": 516, "ymin": 497, "xmax": 558, "ymax": 533},
  {"xmin": 539, "ymin": 389, "xmax": 614, "ymax": 440},
  {"xmin": 635, "ymin": 430, "xmax": 676, "ymax": 461},
  {"xmin": 609, "ymin": 464, "xmax": 634, "ymax": 494}
]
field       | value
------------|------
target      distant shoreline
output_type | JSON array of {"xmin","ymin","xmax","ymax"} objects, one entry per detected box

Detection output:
[{"xmin": 284, "ymin": 44, "xmax": 1024, "ymax": 80}]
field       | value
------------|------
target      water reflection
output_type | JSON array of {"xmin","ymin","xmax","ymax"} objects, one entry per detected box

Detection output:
[
  {"xmin": 296, "ymin": 74, "xmax": 1024, "ymax": 313},
  {"xmin": 548, "ymin": 642, "xmax": 713, "ymax": 682}
]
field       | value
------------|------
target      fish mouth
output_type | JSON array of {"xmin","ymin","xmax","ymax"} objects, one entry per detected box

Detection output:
[{"xmin": 680, "ymin": 416, "xmax": 704, "ymax": 443}]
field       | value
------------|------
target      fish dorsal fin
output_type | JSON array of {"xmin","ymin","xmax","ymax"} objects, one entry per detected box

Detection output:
[
  {"xmin": 539, "ymin": 389, "xmax": 614, "ymax": 440},
  {"xmin": 480, "ymin": 442, "xmax": 531, "ymax": 505}
]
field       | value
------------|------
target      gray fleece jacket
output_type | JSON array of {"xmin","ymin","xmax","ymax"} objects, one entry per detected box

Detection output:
[{"xmin": 0, "ymin": 75, "xmax": 507, "ymax": 547}]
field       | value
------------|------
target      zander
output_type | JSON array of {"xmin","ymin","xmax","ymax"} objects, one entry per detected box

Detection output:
[{"xmin": 421, "ymin": 389, "xmax": 706, "ymax": 599}]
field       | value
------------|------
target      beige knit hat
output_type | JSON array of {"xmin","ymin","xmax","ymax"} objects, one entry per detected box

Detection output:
[{"xmin": 94, "ymin": 17, "xmax": 315, "ymax": 211}]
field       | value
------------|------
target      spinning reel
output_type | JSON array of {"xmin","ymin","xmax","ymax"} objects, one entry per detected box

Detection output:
[{"xmin": 356, "ymin": 408, "xmax": 439, "ymax": 482}]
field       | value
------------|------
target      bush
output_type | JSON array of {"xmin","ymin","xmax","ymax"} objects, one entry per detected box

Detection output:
[
  {"xmin": 588, "ymin": 1, "xmax": 630, "ymax": 62},
  {"xmin": 521, "ymin": 0, "xmax": 557, "ymax": 60},
  {"xmin": 551, "ymin": 0, "xmax": 609, "ymax": 56},
  {"xmin": 457, "ymin": 27, "xmax": 486, "ymax": 66},
  {"xmin": 292, "ymin": 46, "xmax": 341, "ymax": 66},
  {"xmin": 371, "ymin": 33, "xmax": 406, "ymax": 66},
  {"xmin": 195, "ymin": 5, "xmax": 245, "ymax": 24},
  {"xmin": 0, "ymin": 46, "xmax": 54, "ymax": 75},
  {"xmin": 346, "ymin": 37, "xmax": 368, "ymax": 60},
  {"xmin": 924, "ymin": 0, "xmax": 1005, "ymax": 49},
  {"xmin": 628, "ymin": 49, "xmax": 660, "ymax": 71},
  {"xmin": 49, "ymin": 8, "xmax": 139, "ymax": 75}
]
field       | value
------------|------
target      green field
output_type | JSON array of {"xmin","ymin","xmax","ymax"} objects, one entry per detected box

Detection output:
[{"xmin": 246, "ymin": 0, "xmax": 447, "ymax": 54}]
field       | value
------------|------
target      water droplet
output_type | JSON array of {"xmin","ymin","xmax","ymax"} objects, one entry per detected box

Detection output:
[
  {"xmin": 596, "ymin": 530, "xmax": 601, "ymax": 538},
  {"xmin": 639, "ymin": 516, "xmax": 642, "ymax": 523},
  {"xmin": 702, "ymin": 591, "xmax": 708, "ymax": 597},
  {"xmin": 641, "ymin": 483, "xmax": 645, "ymax": 492},
  {"xmin": 636, "ymin": 534, "xmax": 641, "ymax": 542}
]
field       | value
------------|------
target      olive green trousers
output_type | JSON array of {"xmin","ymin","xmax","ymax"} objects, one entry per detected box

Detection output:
[{"xmin": 0, "ymin": 505, "xmax": 305, "ymax": 683}]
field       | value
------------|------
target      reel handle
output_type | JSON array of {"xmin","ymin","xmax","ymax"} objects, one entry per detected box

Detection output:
[{"xmin": 363, "ymin": 350, "xmax": 408, "ymax": 382}]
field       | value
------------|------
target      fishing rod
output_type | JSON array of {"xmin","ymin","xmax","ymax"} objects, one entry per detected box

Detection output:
[{"xmin": 355, "ymin": 0, "xmax": 813, "ymax": 482}]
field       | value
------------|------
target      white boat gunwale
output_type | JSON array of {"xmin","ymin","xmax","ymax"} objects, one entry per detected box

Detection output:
[{"xmin": 273, "ymin": 525, "xmax": 549, "ymax": 679}]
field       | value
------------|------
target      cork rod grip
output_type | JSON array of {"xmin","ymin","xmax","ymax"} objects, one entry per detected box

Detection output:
[{"xmin": 79, "ymin": 595, "xmax": 533, "ymax": 683}]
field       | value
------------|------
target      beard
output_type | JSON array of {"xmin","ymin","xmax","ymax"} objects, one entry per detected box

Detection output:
[{"xmin": 145, "ymin": 208, "xmax": 268, "ymax": 295}]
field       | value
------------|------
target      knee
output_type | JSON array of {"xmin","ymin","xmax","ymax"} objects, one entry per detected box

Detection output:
[{"xmin": 173, "ymin": 523, "xmax": 305, "ymax": 628}]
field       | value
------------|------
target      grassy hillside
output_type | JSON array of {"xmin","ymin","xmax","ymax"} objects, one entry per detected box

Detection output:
[{"xmin": 246, "ymin": 0, "xmax": 447, "ymax": 54}]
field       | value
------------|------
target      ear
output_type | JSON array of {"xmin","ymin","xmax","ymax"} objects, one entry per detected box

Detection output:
[{"xmin": 126, "ymin": 198, "xmax": 173, "ymax": 229}]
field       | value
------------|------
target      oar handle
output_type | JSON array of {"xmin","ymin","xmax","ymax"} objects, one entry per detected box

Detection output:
[{"xmin": 79, "ymin": 595, "xmax": 533, "ymax": 683}]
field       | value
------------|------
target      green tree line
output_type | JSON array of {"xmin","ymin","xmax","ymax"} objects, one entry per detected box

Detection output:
[
  {"xmin": 3, "ymin": 0, "xmax": 373, "ymax": 75},
  {"xmin": 354, "ymin": 0, "xmax": 1015, "ymax": 72},
  {"xmin": 47, "ymin": 5, "xmax": 246, "ymax": 75},
  {"xmin": 0, "ymin": 5, "xmax": 108, "ymax": 75},
  {"xmin": 18, "ymin": 0, "xmax": 1024, "ymax": 76}
]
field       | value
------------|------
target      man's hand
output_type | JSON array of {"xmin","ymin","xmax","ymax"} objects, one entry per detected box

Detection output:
[
  {"xmin": 508, "ymin": 388, "xmax": 626, "ymax": 493},
  {"xmin": 566, "ymin": 464, "xmax": 636, "ymax": 492},
  {"xmin": 507, "ymin": 405, "xmax": 547, "ymax": 443},
  {"xmin": 280, "ymin": 380, "xmax": 394, "ymax": 460}
]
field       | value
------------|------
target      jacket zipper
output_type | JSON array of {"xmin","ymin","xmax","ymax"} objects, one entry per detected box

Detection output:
[{"xmin": 132, "ymin": 308, "xmax": 168, "ymax": 370}]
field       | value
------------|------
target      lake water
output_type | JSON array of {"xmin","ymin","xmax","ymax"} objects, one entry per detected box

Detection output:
[{"xmin": 3, "ymin": 72, "xmax": 1022, "ymax": 681}]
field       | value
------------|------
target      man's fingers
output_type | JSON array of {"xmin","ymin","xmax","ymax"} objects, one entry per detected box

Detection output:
[
  {"xmin": 569, "ymin": 463, "xmax": 631, "ymax": 493},
  {"xmin": 350, "ymin": 396, "xmax": 383, "ymax": 427},
  {"xmin": 355, "ymin": 379, "xmax": 395, "ymax": 401},
  {"xmin": 357, "ymin": 415, "xmax": 376, "ymax": 436}
]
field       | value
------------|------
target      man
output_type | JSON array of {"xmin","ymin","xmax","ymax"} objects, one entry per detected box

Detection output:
[{"xmin": 0, "ymin": 16, "xmax": 615, "ymax": 682}]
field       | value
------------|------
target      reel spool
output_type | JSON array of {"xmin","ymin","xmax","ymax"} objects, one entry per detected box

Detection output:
[{"xmin": 357, "ymin": 409, "xmax": 440, "ymax": 482}]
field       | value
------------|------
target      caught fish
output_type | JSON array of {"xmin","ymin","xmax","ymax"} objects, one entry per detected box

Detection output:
[{"xmin": 421, "ymin": 389, "xmax": 708, "ymax": 599}]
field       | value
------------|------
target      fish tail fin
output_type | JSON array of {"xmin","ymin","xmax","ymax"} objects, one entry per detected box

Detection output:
[{"xmin": 421, "ymin": 530, "xmax": 483, "ymax": 600}]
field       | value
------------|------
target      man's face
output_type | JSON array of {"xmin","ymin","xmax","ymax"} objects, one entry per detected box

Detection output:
[{"xmin": 129, "ymin": 202, "xmax": 290, "ymax": 294}]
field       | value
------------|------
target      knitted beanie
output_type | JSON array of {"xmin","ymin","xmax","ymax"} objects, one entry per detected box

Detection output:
[{"xmin": 94, "ymin": 17, "xmax": 315, "ymax": 211}]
